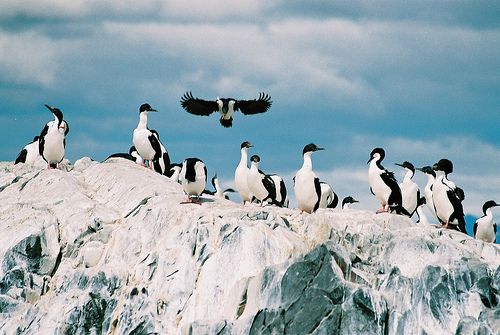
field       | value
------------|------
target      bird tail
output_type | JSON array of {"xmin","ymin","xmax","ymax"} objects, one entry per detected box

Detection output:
[
  {"xmin": 390, "ymin": 205, "xmax": 411, "ymax": 217},
  {"xmin": 220, "ymin": 118, "xmax": 233, "ymax": 128}
]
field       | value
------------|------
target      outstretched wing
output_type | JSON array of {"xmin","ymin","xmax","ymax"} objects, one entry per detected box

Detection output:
[
  {"xmin": 180, "ymin": 92, "xmax": 219, "ymax": 116},
  {"xmin": 234, "ymin": 93, "xmax": 272, "ymax": 115}
]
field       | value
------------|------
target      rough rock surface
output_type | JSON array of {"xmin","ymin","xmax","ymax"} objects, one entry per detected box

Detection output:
[{"xmin": 1, "ymin": 157, "xmax": 500, "ymax": 334}]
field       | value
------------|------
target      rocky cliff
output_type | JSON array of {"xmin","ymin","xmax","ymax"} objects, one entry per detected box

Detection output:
[{"xmin": 1, "ymin": 157, "xmax": 500, "ymax": 335}]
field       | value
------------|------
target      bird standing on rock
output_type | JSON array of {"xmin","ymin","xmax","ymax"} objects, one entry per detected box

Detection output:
[
  {"xmin": 474, "ymin": 200, "xmax": 499, "ymax": 243},
  {"xmin": 180, "ymin": 92, "xmax": 272, "ymax": 128},
  {"xmin": 395, "ymin": 161, "xmax": 420, "ymax": 217},
  {"xmin": 235, "ymin": 141, "xmax": 254, "ymax": 205},
  {"xmin": 247, "ymin": 155, "xmax": 277, "ymax": 207},
  {"xmin": 431, "ymin": 158, "xmax": 466, "ymax": 233},
  {"xmin": 132, "ymin": 103, "xmax": 162, "ymax": 169},
  {"xmin": 367, "ymin": 148, "xmax": 409, "ymax": 216},
  {"xmin": 294, "ymin": 143, "xmax": 324, "ymax": 214},
  {"xmin": 39, "ymin": 104, "xmax": 69, "ymax": 169},
  {"xmin": 15, "ymin": 136, "xmax": 40, "ymax": 165},
  {"xmin": 180, "ymin": 158, "xmax": 207, "ymax": 205}
]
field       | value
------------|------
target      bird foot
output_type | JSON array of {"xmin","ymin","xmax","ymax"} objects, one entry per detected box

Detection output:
[{"xmin": 181, "ymin": 197, "xmax": 201, "ymax": 205}]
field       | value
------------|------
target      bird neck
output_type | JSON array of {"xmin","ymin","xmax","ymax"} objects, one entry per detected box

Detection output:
[
  {"xmin": 240, "ymin": 148, "xmax": 249, "ymax": 166},
  {"xmin": 301, "ymin": 152, "xmax": 313, "ymax": 170},
  {"xmin": 137, "ymin": 112, "xmax": 148, "ymax": 128},
  {"xmin": 404, "ymin": 169, "xmax": 414, "ymax": 182}
]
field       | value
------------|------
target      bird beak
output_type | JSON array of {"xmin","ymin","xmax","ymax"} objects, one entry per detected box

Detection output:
[
  {"xmin": 44, "ymin": 104, "xmax": 54, "ymax": 111},
  {"xmin": 367, "ymin": 157, "xmax": 373, "ymax": 164},
  {"xmin": 395, "ymin": 163, "xmax": 403, "ymax": 167},
  {"xmin": 317, "ymin": 147, "xmax": 325, "ymax": 151}
]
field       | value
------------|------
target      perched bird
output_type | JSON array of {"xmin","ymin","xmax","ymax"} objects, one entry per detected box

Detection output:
[
  {"xmin": 395, "ymin": 161, "xmax": 420, "ymax": 217},
  {"xmin": 415, "ymin": 197, "xmax": 431, "ymax": 225},
  {"xmin": 15, "ymin": 136, "xmax": 40, "ymax": 164},
  {"xmin": 169, "ymin": 163, "xmax": 182, "ymax": 183},
  {"xmin": 247, "ymin": 155, "xmax": 278, "ymax": 207},
  {"xmin": 206, "ymin": 172, "xmax": 235, "ymax": 199},
  {"xmin": 367, "ymin": 148, "xmax": 409, "ymax": 216},
  {"xmin": 342, "ymin": 196, "xmax": 359, "ymax": 210},
  {"xmin": 132, "ymin": 103, "xmax": 162, "ymax": 169},
  {"xmin": 105, "ymin": 146, "xmax": 143, "ymax": 165},
  {"xmin": 39, "ymin": 104, "xmax": 69, "ymax": 169},
  {"xmin": 474, "ymin": 200, "xmax": 499, "ymax": 243},
  {"xmin": 432, "ymin": 158, "xmax": 466, "ymax": 233},
  {"xmin": 150, "ymin": 130, "xmax": 171, "ymax": 176},
  {"xmin": 417, "ymin": 166, "xmax": 438, "ymax": 222},
  {"xmin": 235, "ymin": 141, "xmax": 254, "ymax": 205},
  {"xmin": 180, "ymin": 92, "xmax": 272, "ymax": 128},
  {"xmin": 294, "ymin": 143, "xmax": 324, "ymax": 214},
  {"xmin": 180, "ymin": 158, "xmax": 207, "ymax": 204},
  {"xmin": 268, "ymin": 174, "xmax": 288, "ymax": 208},
  {"xmin": 319, "ymin": 182, "xmax": 339, "ymax": 209}
]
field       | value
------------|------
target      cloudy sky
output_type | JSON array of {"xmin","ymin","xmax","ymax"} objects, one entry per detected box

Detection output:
[{"xmin": 1, "ymin": 1, "xmax": 499, "ymax": 232}]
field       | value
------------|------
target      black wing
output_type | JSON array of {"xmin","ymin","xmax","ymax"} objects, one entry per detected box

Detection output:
[
  {"xmin": 15, "ymin": 149, "xmax": 27, "ymax": 164},
  {"xmin": 148, "ymin": 131, "xmax": 162, "ymax": 161},
  {"xmin": 38, "ymin": 124, "xmax": 49, "ymax": 155},
  {"xmin": 313, "ymin": 177, "xmax": 322, "ymax": 212},
  {"xmin": 234, "ymin": 93, "xmax": 272, "ymax": 115},
  {"xmin": 180, "ymin": 92, "xmax": 219, "ymax": 116},
  {"xmin": 473, "ymin": 221, "xmax": 478, "ymax": 237},
  {"xmin": 262, "ymin": 174, "xmax": 277, "ymax": 203}
]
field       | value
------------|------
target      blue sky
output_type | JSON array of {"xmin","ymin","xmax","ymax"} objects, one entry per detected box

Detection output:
[{"xmin": 1, "ymin": 1, "xmax": 499, "ymax": 231}]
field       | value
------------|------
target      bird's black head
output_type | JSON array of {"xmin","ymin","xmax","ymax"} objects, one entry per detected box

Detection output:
[
  {"xmin": 44, "ymin": 104, "xmax": 63, "ymax": 126},
  {"xmin": 342, "ymin": 196, "xmax": 358, "ymax": 206},
  {"xmin": 433, "ymin": 159, "xmax": 453, "ymax": 174},
  {"xmin": 367, "ymin": 148, "xmax": 385, "ymax": 164},
  {"xmin": 302, "ymin": 143, "xmax": 324, "ymax": 155},
  {"xmin": 241, "ymin": 141, "xmax": 253, "ymax": 149},
  {"xmin": 139, "ymin": 103, "xmax": 158, "ymax": 114},
  {"xmin": 482, "ymin": 200, "xmax": 499, "ymax": 214},
  {"xmin": 395, "ymin": 161, "xmax": 415, "ymax": 171},
  {"xmin": 250, "ymin": 155, "xmax": 260, "ymax": 163},
  {"xmin": 417, "ymin": 166, "xmax": 435, "ymax": 177}
]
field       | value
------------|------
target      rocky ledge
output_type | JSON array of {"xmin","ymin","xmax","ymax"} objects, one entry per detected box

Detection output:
[{"xmin": 1, "ymin": 158, "xmax": 500, "ymax": 334}]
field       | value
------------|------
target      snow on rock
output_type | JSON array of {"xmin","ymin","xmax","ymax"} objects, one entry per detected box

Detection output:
[{"xmin": 1, "ymin": 157, "xmax": 500, "ymax": 334}]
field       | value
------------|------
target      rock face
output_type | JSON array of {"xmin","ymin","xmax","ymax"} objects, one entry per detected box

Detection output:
[{"xmin": 1, "ymin": 157, "xmax": 500, "ymax": 334}]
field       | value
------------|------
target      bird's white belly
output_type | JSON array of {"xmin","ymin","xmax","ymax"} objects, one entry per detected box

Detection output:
[
  {"xmin": 294, "ymin": 170, "xmax": 318, "ymax": 212},
  {"xmin": 133, "ymin": 129, "xmax": 156, "ymax": 161},
  {"xmin": 43, "ymin": 130, "xmax": 65, "ymax": 163},
  {"xmin": 247, "ymin": 170, "xmax": 268, "ymax": 201},
  {"xmin": 368, "ymin": 172, "xmax": 391, "ymax": 205},
  {"xmin": 432, "ymin": 184, "xmax": 454, "ymax": 223},
  {"xmin": 400, "ymin": 181, "xmax": 418, "ymax": 213},
  {"xmin": 235, "ymin": 165, "xmax": 253, "ymax": 201},
  {"xmin": 475, "ymin": 218, "xmax": 496, "ymax": 243}
]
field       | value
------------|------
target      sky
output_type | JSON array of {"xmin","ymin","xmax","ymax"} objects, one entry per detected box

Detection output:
[{"xmin": 1, "ymin": 1, "xmax": 499, "ymax": 233}]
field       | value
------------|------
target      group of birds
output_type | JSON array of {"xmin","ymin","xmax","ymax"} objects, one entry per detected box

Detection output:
[
  {"xmin": 14, "ymin": 93, "xmax": 498, "ymax": 244},
  {"xmin": 366, "ymin": 147, "xmax": 498, "ymax": 243}
]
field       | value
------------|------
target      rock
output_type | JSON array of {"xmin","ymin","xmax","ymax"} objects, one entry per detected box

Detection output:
[{"xmin": 1, "ymin": 158, "xmax": 500, "ymax": 334}]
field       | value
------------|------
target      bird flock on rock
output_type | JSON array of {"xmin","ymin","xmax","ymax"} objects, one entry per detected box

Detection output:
[{"xmin": 13, "ymin": 95, "xmax": 499, "ymax": 244}]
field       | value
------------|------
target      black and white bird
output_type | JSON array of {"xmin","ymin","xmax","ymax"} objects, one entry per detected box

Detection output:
[
  {"xmin": 367, "ymin": 148, "xmax": 409, "ymax": 216},
  {"xmin": 417, "ymin": 166, "xmax": 438, "ymax": 222},
  {"xmin": 169, "ymin": 163, "xmax": 182, "ymax": 183},
  {"xmin": 180, "ymin": 92, "xmax": 272, "ymax": 128},
  {"xmin": 294, "ymin": 143, "xmax": 324, "ymax": 214},
  {"xmin": 132, "ymin": 103, "xmax": 162, "ymax": 169},
  {"xmin": 319, "ymin": 182, "xmax": 339, "ymax": 209},
  {"xmin": 235, "ymin": 141, "xmax": 254, "ymax": 205},
  {"xmin": 247, "ymin": 155, "xmax": 278, "ymax": 207},
  {"xmin": 474, "ymin": 200, "xmax": 499, "ymax": 243},
  {"xmin": 208, "ymin": 172, "xmax": 235, "ymax": 199},
  {"xmin": 39, "ymin": 104, "xmax": 69, "ymax": 169},
  {"xmin": 431, "ymin": 158, "xmax": 466, "ymax": 233},
  {"xmin": 415, "ymin": 197, "xmax": 431, "ymax": 225},
  {"xmin": 395, "ymin": 161, "xmax": 420, "ymax": 217},
  {"xmin": 105, "ymin": 146, "xmax": 143, "ymax": 165},
  {"xmin": 150, "ymin": 130, "xmax": 171, "ymax": 176},
  {"xmin": 180, "ymin": 158, "xmax": 207, "ymax": 204},
  {"xmin": 268, "ymin": 174, "xmax": 288, "ymax": 208},
  {"xmin": 15, "ymin": 136, "xmax": 40, "ymax": 164},
  {"xmin": 342, "ymin": 196, "xmax": 359, "ymax": 210}
]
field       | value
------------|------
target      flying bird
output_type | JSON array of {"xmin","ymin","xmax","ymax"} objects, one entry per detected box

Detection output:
[{"xmin": 180, "ymin": 92, "xmax": 272, "ymax": 128}]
